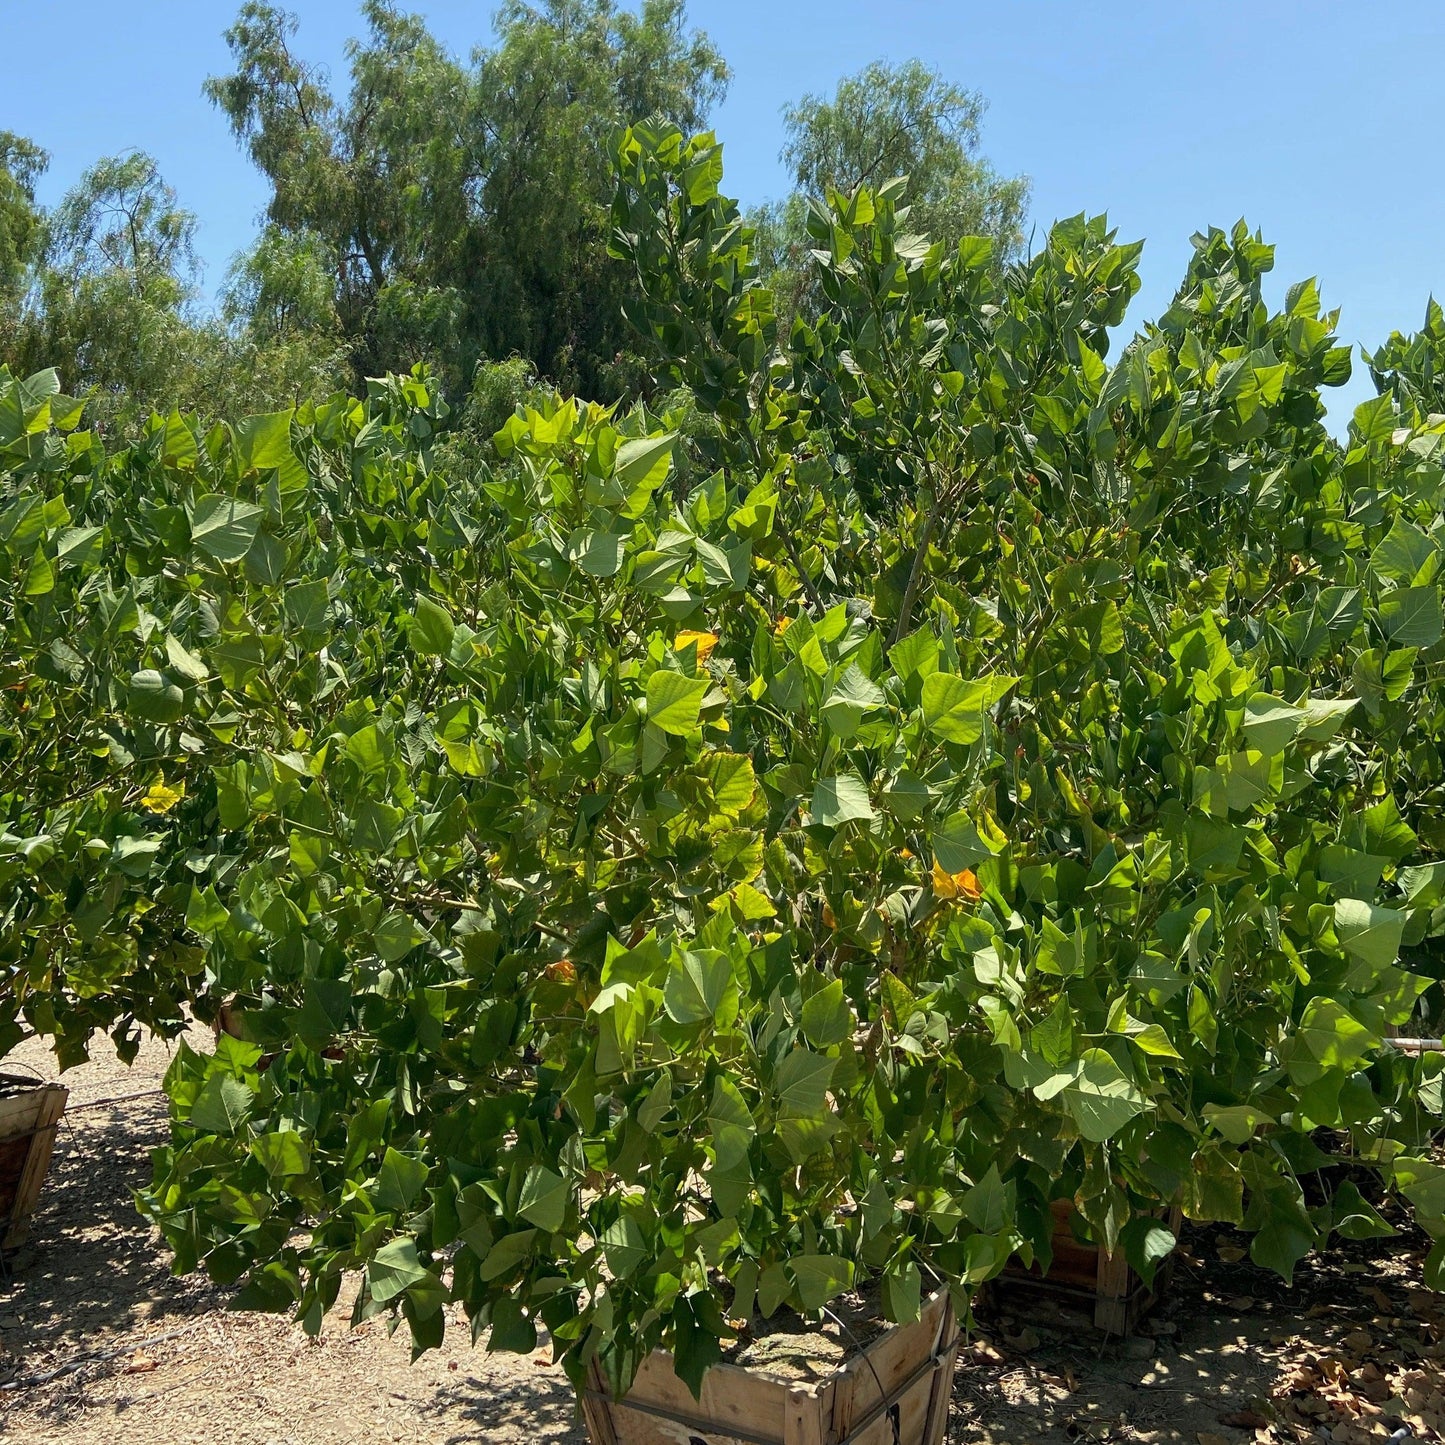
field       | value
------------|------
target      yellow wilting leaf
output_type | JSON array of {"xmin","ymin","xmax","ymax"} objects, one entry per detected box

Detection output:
[
  {"xmin": 139, "ymin": 779, "xmax": 185, "ymax": 814},
  {"xmin": 543, "ymin": 959, "xmax": 577, "ymax": 984},
  {"xmin": 822, "ymin": 901, "xmax": 836, "ymax": 929},
  {"xmin": 675, "ymin": 630, "xmax": 718, "ymax": 663},
  {"xmin": 931, "ymin": 861, "xmax": 982, "ymax": 902},
  {"xmin": 774, "ymin": 613, "xmax": 793, "ymax": 635}
]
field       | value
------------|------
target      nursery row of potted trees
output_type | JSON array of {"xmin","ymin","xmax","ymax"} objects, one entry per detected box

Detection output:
[{"xmin": 3, "ymin": 124, "xmax": 1445, "ymax": 1442}]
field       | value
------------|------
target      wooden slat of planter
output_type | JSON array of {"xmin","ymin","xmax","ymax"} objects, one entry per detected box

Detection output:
[
  {"xmin": 580, "ymin": 1361, "xmax": 621, "ymax": 1445},
  {"xmin": 1040, "ymin": 1199, "xmax": 1098, "ymax": 1290},
  {"xmin": 1090, "ymin": 1202, "xmax": 1183, "ymax": 1336},
  {"xmin": 835, "ymin": 1298, "xmax": 954, "ymax": 1445},
  {"xmin": 919, "ymin": 1296, "xmax": 959, "ymax": 1445},
  {"xmin": 601, "ymin": 1350, "xmax": 794, "ymax": 1445},
  {"xmin": 833, "ymin": 1288, "xmax": 950, "ymax": 1443},
  {"xmin": 0, "ymin": 1081, "xmax": 68, "ymax": 1252},
  {"xmin": 1094, "ymin": 1240, "xmax": 1137, "ymax": 1337},
  {"xmin": 830, "ymin": 1367, "xmax": 858, "ymax": 1445},
  {"xmin": 996, "ymin": 1200, "xmax": 1182, "ymax": 1335},
  {"xmin": 581, "ymin": 1288, "xmax": 959, "ymax": 1445},
  {"xmin": 784, "ymin": 1385, "xmax": 826, "ymax": 1445}
]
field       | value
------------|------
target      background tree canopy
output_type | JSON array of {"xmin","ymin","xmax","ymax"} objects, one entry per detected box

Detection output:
[
  {"xmin": 0, "ymin": 0, "xmax": 1026, "ymax": 424},
  {"xmin": 750, "ymin": 60, "xmax": 1030, "ymax": 323},
  {"xmin": 0, "ymin": 132, "xmax": 47, "ymax": 310},
  {"xmin": 207, "ymin": 0, "xmax": 730, "ymax": 400}
]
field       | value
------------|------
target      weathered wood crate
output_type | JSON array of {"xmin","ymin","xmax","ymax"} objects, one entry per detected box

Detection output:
[
  {"xmin": 0, "ymin": 1075, "xmax": 69, "ymax": 1253},
  {"xmin": 580, "ymin": 1287, "xmax": 960, "ymax": 1445},
  {"xmin": 995, "ymin": 1199, "xmax": 1181, "ymax": 1336}
]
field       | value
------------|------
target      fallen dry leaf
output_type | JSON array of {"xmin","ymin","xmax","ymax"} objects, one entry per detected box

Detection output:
[
  {"xmin": 122, "ymin": 1351, "xmax": 157, "ymax": 1374},
  {"xmin": 1327, "ymin": 1426, "xmax": 1372, "ymax": 1445},
  {"xmin": 1219, "ymin": 1408, "xmax": 1271, "ymax": 1429},
  {"xmin": 1216, "ymin": 1244, "xmax": 1248, "ymax": 1263},
  {"xmin": 1355, "ymin": 1375, "xmax": 1391, "ymax": 1405}
]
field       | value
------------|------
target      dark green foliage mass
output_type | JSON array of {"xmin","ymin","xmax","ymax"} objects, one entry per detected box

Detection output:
[
  {"xmin": 4, "ymin": 4, "xmax": 1445, "ymax": 1412},
  {"xmin": 4, "ymin": 121, "xmax": 1445, "ymax": 1405}
]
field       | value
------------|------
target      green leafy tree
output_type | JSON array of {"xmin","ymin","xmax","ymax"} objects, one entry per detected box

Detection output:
[
  {"xmin": 9, "ymin": 121, "xmax": 1445, "ymax": 1414},
  {"xmin": 1369, "ymin": 297, "xmax": 1445, "ymax": 420},
  {"xmin": 208, "ymin": 0, "xmax": 728, "ymax": 398},
  {"xmin": 0, "ymin": 132, "xmax": 47, "ymax": 311},
  {"xmin": 223, "ymin": 226, "xmax": 343, "ymax": 344},
  {"xmin": 210, "ymin": 225, "xmax": 354, "ymax": 414},
  {"xmin": 1, "ymin": 145, "xmax": 347, "ymax": 425},
  {"xmin": 752, "ymin": 60, "xmax": 1028, "ymax": 320},
  {"xmin": 13, "ymin": 151, "xmax": 207, "ymax": 414},
  {"xmin": 208, "ymin": 1, "xmax": 471, "ymax": 387},
  {"xmin": 45, "ymin": 151, "xmax": 198, "ymax": 299},
  {"xmin": 465, "ymin": 0, "xmax": 727, "ymax": 396}
]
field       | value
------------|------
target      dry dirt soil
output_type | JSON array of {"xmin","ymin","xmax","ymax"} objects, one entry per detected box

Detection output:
[{"xmin": 0, "ymin": 1029, "xmax": 1440, "ymax": 1445}]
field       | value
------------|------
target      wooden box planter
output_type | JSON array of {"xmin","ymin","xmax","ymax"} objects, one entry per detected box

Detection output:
[
  {"xmin": 580, "ymin": 1287, "xmax": 960, "ymax": 1445},
  {"xmin": 0, "ymin": 1075, "xmax": 69, "ymax": 1253},
  {"xmin": 995, "ymin": 1200, "xmax": 1181, "ymax": 1336}
]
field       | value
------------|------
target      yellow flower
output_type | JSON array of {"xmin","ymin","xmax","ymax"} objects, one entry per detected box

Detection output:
[
  {"xmin": 140, "ymin": 780, "xmax": 185, "ymax": 815},
  {"xmin": 674, "ymin": 630, "xmax": 719, "ymax": 663}
]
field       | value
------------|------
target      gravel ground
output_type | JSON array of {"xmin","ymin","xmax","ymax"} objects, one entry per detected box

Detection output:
[{"xmin": 0, "ymin": 1030, "xmax": 1439, "ymax": 1444}]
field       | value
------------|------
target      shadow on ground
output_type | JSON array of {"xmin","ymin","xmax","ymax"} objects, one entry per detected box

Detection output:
[
  {"xmin": 954, "ymin": 1217, "xmax": 1439, "ymax": 1444},
  {"xmin": 2, "ymin": 1097, "xmax": 219, "ymax": 1364},
  {"xmin": 423, "ymin": 1358, "xmax": 587, "ymax": 1445}
]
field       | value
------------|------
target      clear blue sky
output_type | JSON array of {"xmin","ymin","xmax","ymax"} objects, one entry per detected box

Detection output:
[{"xmin": 4, "ymin": 0, "xmax": 1442, "ymax": 425}]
